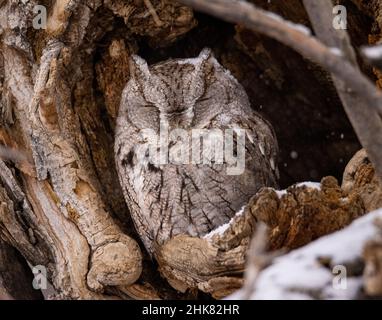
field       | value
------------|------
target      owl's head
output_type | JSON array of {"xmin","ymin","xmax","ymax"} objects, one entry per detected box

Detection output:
[{"xmin": 124, "ymin": 48, "xmax": 220, "ymax": 129}]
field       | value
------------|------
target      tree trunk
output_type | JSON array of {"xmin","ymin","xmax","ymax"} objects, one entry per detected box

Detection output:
[{"xmin": 0, "ymin": 0, "xmax": 381, "ymax": 300}]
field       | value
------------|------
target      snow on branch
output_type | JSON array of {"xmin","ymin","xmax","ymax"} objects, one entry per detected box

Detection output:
[
  {"xmin": 229, "ymin": 208, "xmax": 382, "ymax": 300},
  {"xmin": 362, "ymin": 45, "xmax": 382, "ymax": 60}
]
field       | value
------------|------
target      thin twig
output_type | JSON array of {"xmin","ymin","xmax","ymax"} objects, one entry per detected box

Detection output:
[
  {"xmin": 143, "ymin": 0, "xmax": 164, "ymax": 26},
  {"xmin": 0, "ymin": 145, "xmax": 35, "ymax": 177},
  {"xmin": 179, "ymin": 0, "xmax": 382, "ymax": 181},
  {"xmin": 0, "ymin": 145, "xmax": 29, "ymax": 164},
  {"xmin": 242, "ymin": 223, "xmax": 281, "ymax": 299},
  {"xmin": 302, "ymin": 0, "xmax": 358, "ymax": 65}
]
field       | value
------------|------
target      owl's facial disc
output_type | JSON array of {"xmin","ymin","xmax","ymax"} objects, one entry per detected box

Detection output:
[{"xmin": 129, "ymin": 48, "xmax": 216, "ymax": 126}]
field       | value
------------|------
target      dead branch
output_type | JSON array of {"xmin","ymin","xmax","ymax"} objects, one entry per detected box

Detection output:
[
  {"xmin": 241, "ymin": 223, "xmax": 279, "ymax": 300},
  {"xmin": 0, "ymin": 145, "xmax": 29, "ymax": 165},
  {"xmin": 302, "ymin": 0, "xmax": 382, "ymax": 184},
  {"xmin": 179, "ymin": 0, "xmax": 382, "ymax": 181}
]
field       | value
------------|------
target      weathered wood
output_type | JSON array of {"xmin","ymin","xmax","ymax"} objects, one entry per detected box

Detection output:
[{"xmin": 1, "ymin": 0, "xmax": 381, "ymax": 300}]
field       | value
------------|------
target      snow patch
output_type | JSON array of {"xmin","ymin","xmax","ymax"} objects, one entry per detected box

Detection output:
[
  {"xmin": 330, "ymin": 47, "xmax": 343, "ymax": 57},
  {"xmin": 275, "ymin": 189, "xmax": 287, "ymax": 199},
  {"xmin": 273, "ymin": 181, "xmax": 321, "ymax": 199},
  {"xmin": 362, "ymin": 44, "xmax": 382, "ymax": 60},
  {"xmin": 227, "ymin": 208, "xmax": 382, "ymax": 300},
  {"xmin": 296, "ymin": 181, "xmax": 321, "ymax": 190},
  {"xmin": 265, "ymin": 11, "xmax": 311, "ymax": 36},
  {"xmin": 204, "ymin": 206, "xmax": 245, "ymax": 239}
]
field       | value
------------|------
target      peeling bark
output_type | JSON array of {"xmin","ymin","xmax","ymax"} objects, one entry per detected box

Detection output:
[
  {"xmin": 0, "ymin": 0, "xmax": 195, "ymax": 299},
  {"xmin": 1, "ymin": 0, "xmax": 382, "ymax": 300}
]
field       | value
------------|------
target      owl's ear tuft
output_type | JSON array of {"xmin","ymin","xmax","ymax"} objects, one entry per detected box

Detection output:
[
  {"xmin": 187, "ymin": 48, "xmax": 216, "ymax": 101},
  {"xmin": 198, "ymin": 47, "xmax": 213, "ymax": 61},
  {"xmin": 194, "ymin": 48, "xmax": 216, "ymax": 73},
  {"xmin": 129, "ymin": 54, "xmax": 151, "ymax": 81}
]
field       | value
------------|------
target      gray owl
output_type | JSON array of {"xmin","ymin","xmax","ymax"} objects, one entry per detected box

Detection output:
[{"xmin": 115, "ymin": 48, "xmax": 279, "ymax": 255}]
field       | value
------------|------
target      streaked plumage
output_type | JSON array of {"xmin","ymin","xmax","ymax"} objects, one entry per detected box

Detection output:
[{"xmin": 115, "ymin": 49, "xmax": 278, "ymax": 255}]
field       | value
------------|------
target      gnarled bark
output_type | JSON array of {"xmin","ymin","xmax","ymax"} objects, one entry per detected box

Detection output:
[{"xmin": 1, "ymin": 0, "xmax": 382, "ymax": 300}]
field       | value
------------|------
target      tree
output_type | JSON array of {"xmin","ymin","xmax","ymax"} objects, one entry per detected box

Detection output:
[{"xmin": 0, "ymin": 0, "xmax": 382, "ymax": 299}]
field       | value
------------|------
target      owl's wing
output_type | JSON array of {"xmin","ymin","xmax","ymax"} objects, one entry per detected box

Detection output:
[
  {"xmin": 244, "ymin": 113, "xmax": 279, "ymax": 186},
  {"xmin": 115, "ymin": 119, "xmax": 158, "ymax": 253},
  {"xmin": 163, "ymin": 109, "xmax": 280, "ymax": 240},
  {"xmin": 205, "ymin": 108, "xmax": 279, "ymax": 189}
]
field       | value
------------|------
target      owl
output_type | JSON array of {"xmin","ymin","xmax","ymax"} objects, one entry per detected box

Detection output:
[{"xmin": 115, "ymin": 48, "xmax": 279, "ymax": 255}]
